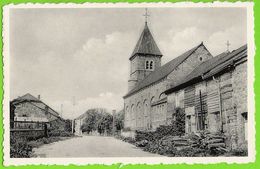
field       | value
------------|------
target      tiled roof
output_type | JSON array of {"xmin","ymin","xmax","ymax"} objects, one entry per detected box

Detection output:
[
  {"xmin": 13, "ymin": 93, "xmax": 39, "ymax": 102},
  {"xmin": 124, "ymin": 43, "xmax": 205, "ymax": 98},
  {"xmin": 165, "ymin": 44, "xmax": 247, "ymax": 94},
  {"xmin": 130, "ymin": 23, "xmax": 162, "ymax": 60},
  {"xmin": 11, "ymin": 93, "xmax": 60, "ymax": 117}
]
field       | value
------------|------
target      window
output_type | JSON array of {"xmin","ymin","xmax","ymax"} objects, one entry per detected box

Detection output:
[
  {"xmin": 145, "ymin": 60, "xmax": 154, "ymax": 70},
  {"xmin": 145, "ymin": 61, "xmax": 149, "ymax": 69},
  {"xmin": 150, "ymin": 61, "xmax": 154, "ymax": 70}
]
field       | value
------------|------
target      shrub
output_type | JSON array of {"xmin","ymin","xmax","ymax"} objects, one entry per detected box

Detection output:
[
  {"xmin": 228, "ymin": 148, "xmax": 248, "ymax": 156},
  {"xmin": 10, "ymin": 133, "xmax": 32, "ymax": 158}
]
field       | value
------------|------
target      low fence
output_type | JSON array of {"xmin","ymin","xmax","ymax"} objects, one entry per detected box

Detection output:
[{"xmin": 10, "ymin": 121, "xmax": 49, "ymax": 139}]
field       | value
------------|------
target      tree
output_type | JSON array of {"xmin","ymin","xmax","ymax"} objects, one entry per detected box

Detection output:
[
  {"xmin": 114, "ymin": 110, "xmax": 124, "ymax": 131},
  {"xmin": 80, "ymin": 108, "xmax": 113, "ymax": 135},
  {"xmin": 172, "ymin": 107, "xmax": 185, "ymax": 136}
]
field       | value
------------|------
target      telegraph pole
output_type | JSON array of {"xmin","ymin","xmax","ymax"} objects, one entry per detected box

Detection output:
[
  {"xmin": 60, "ymin": 104, "xmax": 63, "ymax": 118},
  {"xmin": 112, "ymin": 109, "xmax": 116, "ymax": 136},
  {"xmin": 71, "ymin": 96, "xmax": 76, "ymax": 134}
]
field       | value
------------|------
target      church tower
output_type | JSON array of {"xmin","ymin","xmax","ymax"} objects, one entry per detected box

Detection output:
[{"xmin": 128, "ymin": 13, "xmax": 163, "ymax": 92}]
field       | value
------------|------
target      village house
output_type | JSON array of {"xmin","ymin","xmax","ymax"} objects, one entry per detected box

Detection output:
[
  {"xmin": 74, "ymin": 112, "xmax": 89, "ymax": 136},
  {"xmin": 123, "ymin": 21, "xmax": 213, "ymax": 131},
  {"xmin": 10, "ymin": 93, "xmax": 65, "ymax": 130},
  {"xmin": 164, "ymin": 45, "xmax": 247, "ymax": 149}
]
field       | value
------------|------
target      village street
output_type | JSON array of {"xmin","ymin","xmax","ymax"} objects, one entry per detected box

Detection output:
[{"xmin": 33, "ymin": 135, "xmax": 161, "ymax": 157}]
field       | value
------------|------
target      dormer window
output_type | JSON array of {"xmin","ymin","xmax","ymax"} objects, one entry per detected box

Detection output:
[{"xmin": 145, "ymin": 60, "xmax": 154, "ymax": 70}]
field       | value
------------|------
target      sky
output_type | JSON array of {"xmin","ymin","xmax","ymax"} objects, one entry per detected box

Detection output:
[{"xmin": 9, "ymin": 7, "xmax": 247, "ymax": 119}]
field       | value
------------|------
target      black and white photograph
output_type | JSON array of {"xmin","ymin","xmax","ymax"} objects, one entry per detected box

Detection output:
[{"xmin": 3, "ymin": 2, "xmax": 255, "ymax": 165}]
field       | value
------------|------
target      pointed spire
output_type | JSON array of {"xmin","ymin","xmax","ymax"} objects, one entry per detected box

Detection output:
[{"xmin": 130, "ymin": 23, "xmax": 162, "ymax": 60}]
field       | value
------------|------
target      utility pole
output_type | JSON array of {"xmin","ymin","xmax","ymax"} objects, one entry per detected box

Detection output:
[
  {"xmin": 60, "ymin": 104, "xmax": 63, "ymax": 118},
  {"xmin": 112, "ymin": 109, "xmax": 116, "ymax": 136},
  {"xmin": 71, "ymin": 96, "xmax": 76, "ymax": 134}
]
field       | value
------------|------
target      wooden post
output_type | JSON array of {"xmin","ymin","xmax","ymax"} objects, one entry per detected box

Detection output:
[
  {"xmin": 44, "ymin": 123, "xmax": 48, "ymax": 137},
  {"xmin": 199, "ymin": 90, "xmax": 204, "ymax": 130}
]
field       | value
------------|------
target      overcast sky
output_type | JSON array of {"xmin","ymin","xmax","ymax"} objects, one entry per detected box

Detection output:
[{"xmin": 9, "ymin": 7, "xmax": 247, "ymax": 119}]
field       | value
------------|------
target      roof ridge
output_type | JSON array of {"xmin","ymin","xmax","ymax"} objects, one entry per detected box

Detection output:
[{"xmin": 165, "ymin": 44, "xmax": 247, "ymax": 93}]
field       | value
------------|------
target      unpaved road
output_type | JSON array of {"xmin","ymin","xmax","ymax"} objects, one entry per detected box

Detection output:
[{"xmin": 33, "ymin": 135, "xmax": 161, "ymax": 157}]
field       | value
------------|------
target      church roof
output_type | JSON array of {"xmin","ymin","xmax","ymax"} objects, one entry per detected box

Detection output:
[
  {"xmin": 124, "ymin": 43, "xmax": 205, "ymax": 98},
  {"xmin": 165, "ymin": 44, "xmax": 247, "ymax": 94},
  {"xmin": 130, "ymin": 23, "xmax": 162, "ymax": 60}
]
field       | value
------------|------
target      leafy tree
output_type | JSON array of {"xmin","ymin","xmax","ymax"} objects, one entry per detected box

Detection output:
[{"xmin": 114, "ymin": 110, "xmax": 124, "ymax": 131}]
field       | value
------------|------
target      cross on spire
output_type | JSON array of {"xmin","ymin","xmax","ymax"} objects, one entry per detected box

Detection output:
[
  {"xmin": 143, "ymin": 8, "xmax": 150, "ymax": 24},
  {"xmin": 226, "ymin": 40, "xmax": 231, "ymax": 52}
]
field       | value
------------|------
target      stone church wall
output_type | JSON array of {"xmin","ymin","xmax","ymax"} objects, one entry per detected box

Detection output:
[
  {"xmin": 124, "ymin": 79, "xmax": 168, "ymax": 130},
  {"xmin": 167, "ymin": 45, "xmax": 212, "ymax": 87}
]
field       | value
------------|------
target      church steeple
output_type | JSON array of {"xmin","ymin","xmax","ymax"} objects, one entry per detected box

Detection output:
[
  {"xmin": 129, "ymin": 22, "xmax": 162, "ymax": 60},
  {"xmin": 128, "ymin": 9, "xmax": 163, "ymax": 92}
]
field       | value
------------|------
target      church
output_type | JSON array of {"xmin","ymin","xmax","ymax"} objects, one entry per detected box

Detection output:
[
  {"xmin": 122, "ymin": 14, "xmax": 248, "ymax": 148},
  {"xmin": 123, "ymin": 20, "xmax": 213, "ymax": 131}
]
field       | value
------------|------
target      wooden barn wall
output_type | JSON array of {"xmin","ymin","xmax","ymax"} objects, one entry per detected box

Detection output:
[
  {"xmin": 184, "ymin": 85, "xmax": 195, "ymax": 108},
  {"xmin": 207, "ymin": 80, "xmax": 220, "ymax": 114}
]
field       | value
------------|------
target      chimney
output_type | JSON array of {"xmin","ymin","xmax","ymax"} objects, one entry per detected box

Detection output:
[{"xmin": 38, "ymin": 95, "xmax": 41, "ymax": 100}]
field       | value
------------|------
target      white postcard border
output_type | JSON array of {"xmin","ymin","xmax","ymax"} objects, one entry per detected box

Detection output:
[{"xmin": 2, "ymin": 2, "xmax": 256, "ymax": 166}]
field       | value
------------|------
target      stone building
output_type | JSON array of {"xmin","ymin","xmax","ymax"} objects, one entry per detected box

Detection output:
[
  {"xmin": 74, "ymin": 112, "xmax": 88, "ymax": 136},
  {"xmin": 123, "ymin": 22, "xmax": 213, "ymax": 131},
  {"xmin": 165, "ymin": 45, "xmax": 247, "ymax": 149},
  {"xmin": 10, "ymin": 93, "xmax": 65, "ymax": 130}
]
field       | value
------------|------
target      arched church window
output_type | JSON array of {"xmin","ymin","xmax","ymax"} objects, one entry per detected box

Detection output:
[
  {"xmin": 145, "ymin": 61, "xmax": 149, "ymax": 70},
  {"xmin": 131, "ymin": 104, "xmax": 135, "ymax": 120},
  {"xmin": 150, "ymin": 96, "xmax": 155, "ymax": 105},
  {"xmin": 150, "ymin": 61, "xmax": 154, "ymax": 70},
  {"xmin": 125, "ymin": 106, "xmax": 129, "ymax": 119}
]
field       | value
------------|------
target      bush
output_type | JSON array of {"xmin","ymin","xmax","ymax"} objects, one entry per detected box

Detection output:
[{"xmin": 10, "ymin": 133, "xmax": 32, "ymax": 158}]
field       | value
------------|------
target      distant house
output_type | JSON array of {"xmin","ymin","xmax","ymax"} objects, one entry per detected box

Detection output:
[
  {"xmin": 165, "ymin": 45, "xmax": 247, "ymax": 149},
  {"xmin": 74, "ymin": 112, "xmax": 89, "ymax": 136},
  {"xmin": 10, "ymin": 93, "xmax": 65, "ymax": 130}
]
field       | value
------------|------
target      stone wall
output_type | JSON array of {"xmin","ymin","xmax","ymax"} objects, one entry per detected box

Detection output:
[
  {"xmin": 232, "ymin": 61, "xmax": 247, "ymax": 147},
  {"xmin": 167, "ymin": 45, "xmax": 212, "ymax": 87},
  {"xmin": 128, "ymin": 55, "xmax": 161, "ymax": 91},
  {"xmin": 14, "ymin": 102, "xmax": 59, "ymax": 123}
]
